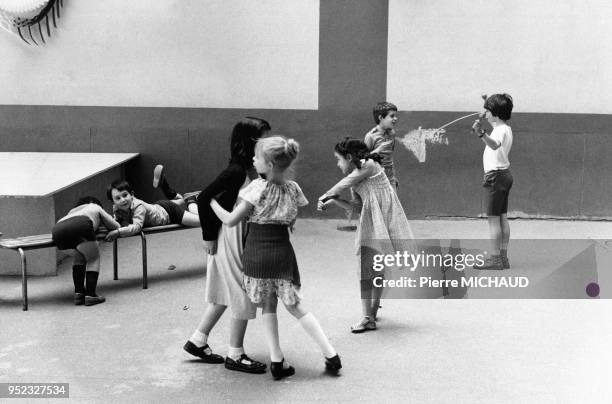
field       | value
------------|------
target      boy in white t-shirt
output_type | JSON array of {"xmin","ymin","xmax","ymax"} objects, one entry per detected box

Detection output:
[{"xmin": 471, "ymin": 94, "xmax": 514, "ymax": 270}]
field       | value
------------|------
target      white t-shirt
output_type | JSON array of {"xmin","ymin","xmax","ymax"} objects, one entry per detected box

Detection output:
[{"xmin": 483, "ymin": 123, "xmax": 512, "ymax": 172}]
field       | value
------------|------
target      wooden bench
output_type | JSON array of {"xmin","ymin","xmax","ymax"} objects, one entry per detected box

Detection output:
[{"xmin": 0, "ymin": 224, "xmax": 192, "ymax": 310}]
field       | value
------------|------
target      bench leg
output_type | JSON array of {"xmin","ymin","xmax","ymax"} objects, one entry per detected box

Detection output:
[
  {"xmin": 113, "ymin": 239, "xmax": 118, "ymax": 280},
  {"xmin": 140, "ymin": 232, "xmax": 148, "ymax": 289},
  {"xmin": 18, "ymin": 248, "xmax": 28, "ymax": 311}
]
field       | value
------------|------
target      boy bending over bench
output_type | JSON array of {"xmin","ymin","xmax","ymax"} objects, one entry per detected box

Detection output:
[{"xmin": 52, "ymin": 196, "xmax": 120, "ymax": 306}]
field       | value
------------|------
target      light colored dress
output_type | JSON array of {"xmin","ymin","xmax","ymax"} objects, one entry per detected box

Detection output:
[
  {"xmin": 204, "ymin": 176, "xmax": 257, "ymax": 320},
  {"xmin": 323, "ymin": 159, "xmax": 414, "ymax": 278}
]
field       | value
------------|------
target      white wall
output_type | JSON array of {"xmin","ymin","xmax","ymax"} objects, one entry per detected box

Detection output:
[
  {"xmin": 0, "ymin": 0, "xmax": 319, "ymax": 109},
  {"xmin": 388, "ymin": 0, "xmax": 612, "ymax": 114}
]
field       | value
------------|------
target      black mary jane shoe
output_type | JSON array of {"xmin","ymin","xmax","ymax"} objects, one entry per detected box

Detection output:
[
  {"xmin": 225, "ymin": 354, "xmax": 267, "ymax": 374},
  {"xmin": 183, "ymin": 341, "xmax": 225, "ymax": 364},
  {"xmin": 270, "ymin": 359, "xmax": 295, "ymax": 380},
  {"xmin": 325, "ymin": 354, "xmax": 342, "ymax": 372}
]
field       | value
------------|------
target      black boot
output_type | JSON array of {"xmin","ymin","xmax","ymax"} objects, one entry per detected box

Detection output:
[
  {"xmin": 72, "ymin": 265, "xmax": 86, "ymax": 305},
  {"xmin": 85, "ymin": 271, "xmax": 105, "ymax": 306}
]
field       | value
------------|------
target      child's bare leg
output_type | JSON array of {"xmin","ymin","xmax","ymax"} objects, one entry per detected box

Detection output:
[
  {"xmin": 487, "ymin": 216, "xmax": 502, "ymax": 255},
  {"xmin": 76, "ymin": 241, "xmax": 100, "ymax": 273},
  {"xmin": 180, "ymin": 211, "xmax": 201, "ymax": 227},
  {"xmin": 184, "ymin": 303, "xmax": 226, "ymax": 361},
  {"xmin": 360, "ymin": 279, "xmax": 373, "ymax": 317},
  {"xmin": 285, "ymin": 301, "xmax": 337, "ymax": 358},
  {"xmin": 195, "ymin": 303, "xmax": 226, "ymax": 336},
  {"xmin": 500, "ymin": 213, "xmax": 510, "ymax": 251},
  {"xmin": 371, "ymin": 284, "xmax": 383, "ymax": 319},
  {"xmin": 262, "ymin": 293, "xmax": 284, "ymax": 362},
  {"xmin": 351, "ymin": 280, "xmax": 377, "ymax": 332},
  {"xmin": 229, "ymin": 318, "xmax": 248, "ymax": 348}
]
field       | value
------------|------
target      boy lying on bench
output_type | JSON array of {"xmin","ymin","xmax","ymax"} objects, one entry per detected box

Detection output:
[{"xmin": 105, "ymin": 177, "xmax": 202, "ymax": 242}]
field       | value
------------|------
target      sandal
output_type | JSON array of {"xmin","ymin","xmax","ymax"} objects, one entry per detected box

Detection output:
[
  {"xmin": 350, "ymin": 317, "xmax": 376, "ymax": 333},
  {"xmin": 225, "ymin": 354, "xmax": 267, "ymax": 374}
]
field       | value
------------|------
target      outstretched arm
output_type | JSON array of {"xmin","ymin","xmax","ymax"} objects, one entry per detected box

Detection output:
[
  {"xmin": 210, "ymin": 199, "xmax": 252, "ymax": 227},
  {"xmin": 99, "ymin": 207, "xmax": 120, "ymax": 230}
]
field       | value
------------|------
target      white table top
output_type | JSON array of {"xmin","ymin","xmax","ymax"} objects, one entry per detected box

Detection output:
[{"xmin": 0, "ymin": 152, "xmax": 139, "ymax": 197}]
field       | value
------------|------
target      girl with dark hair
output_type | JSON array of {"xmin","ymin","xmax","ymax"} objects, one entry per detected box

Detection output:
[
  {"xmin": 210, "ymin": 136, "xmax": 341, "ymax": 380},
  {"xmin": 318, "ymin": 138, "xmax": 414, "ymax": 333},
  {"xmin": 182, "ymin": 117, "xmax": 270, "ymax": 373},
  {"xmin": 51, "ymin": 196, "xmax": 120, "ymax": 306}
]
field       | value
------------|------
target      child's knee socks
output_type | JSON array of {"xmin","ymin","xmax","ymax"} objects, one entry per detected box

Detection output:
[
  {"xmin": 299, "ymin": 312, "xmax": 336, "ymax": 358},
  {"xmin": 72, "ymin": 265, "xmax": 85, "ymax": 293},
  {"xmin": 85, "ymin": 271, "xmax": 99, "ymax": 296}
]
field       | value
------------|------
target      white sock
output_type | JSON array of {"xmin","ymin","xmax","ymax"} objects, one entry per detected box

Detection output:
[
  {"xmin": 299, "ymin": 312, "xmax": 336, "ymax": 358},
  {"xmin": 227, "ymin": 346, "xmax": 245, "ymax": 361},
  {"xmin": 189, "ymin": 330, "xmax": 208, "ymax": 348},
  {"xmin": 262, "ymin": 313, "xmax": 284, "ymax": 362}
]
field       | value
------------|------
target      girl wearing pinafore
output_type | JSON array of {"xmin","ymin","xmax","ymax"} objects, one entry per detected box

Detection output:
[
  {"xmin": 318, "ymin": 138, "xmax": 414, "ymax": 333},
  {"xmin": 211, "ymin": 135, "xmax": 342, "ymax": 380}
]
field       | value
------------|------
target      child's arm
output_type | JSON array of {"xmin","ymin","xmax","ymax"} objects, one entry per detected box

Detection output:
[
  {"xmin": 105, "ymin": 205, "xmax": 146, "ymax": 241},
  {"xmin": 98, "ymin": 207, "xmax": 120, "ymax": 231},
  {"xmin": 210, "ymin": 199, "xmax": 252, "ymax": 227},
  {"xmin": 319, "ymin": 162, "xmax": 375, "ymax": 201},
  {"xmin": 320, "ymin": 190, "xmax": 363, "ymax": 214},
  {"xmin": 472, "ymin": 120, "xmax": 501, "ymax": 149}
]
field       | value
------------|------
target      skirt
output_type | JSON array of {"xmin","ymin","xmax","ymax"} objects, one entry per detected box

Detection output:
[
  {"xmin": 242, "ymin": 223, "xmax": 302, "ymax": 305},
  {"xmin": 204, "ymin": 220, "xmax": 257, "ymax": 320}
]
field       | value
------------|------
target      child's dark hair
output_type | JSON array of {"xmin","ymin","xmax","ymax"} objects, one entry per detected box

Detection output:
[
  {"xmin": 484, "ymin": 94, "xmax": 513, "ymax": 121},
  {"xmin": 75, "ymin": 196, "xmax": 102, "ymax": 208},
  {"xmin": 106, "ymin": 179, "xmax": 133, "ymax": 201},
  {"xmin": 373, "ymin": 102, "xmax": 398, "ymax": 124},
  {"xmin": 334, "ymin": 137, "xmax": 382, "ymax": 169},
  {"xmin": 230, "ymin": 117, "xmax": 272, "ymax": 167}
]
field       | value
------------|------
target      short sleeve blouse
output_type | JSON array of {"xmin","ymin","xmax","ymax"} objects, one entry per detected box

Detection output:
[{"xmin": 238, "ymin": 178, "xmax": 308, "ymax": 225}]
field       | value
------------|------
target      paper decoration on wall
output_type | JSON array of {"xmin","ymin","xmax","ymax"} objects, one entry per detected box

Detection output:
[{"xmin": 0, "ymin": 0, "xmax": 63, "ymax": 45}]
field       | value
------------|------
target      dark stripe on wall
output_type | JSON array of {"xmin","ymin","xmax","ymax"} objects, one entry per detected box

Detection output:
[{"xmin": 1, "ymin": 0, "xmax": 612, "ymax": 220}]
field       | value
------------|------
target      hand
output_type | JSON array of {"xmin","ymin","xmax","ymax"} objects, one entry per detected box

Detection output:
[
  {"xmin": 104, "ymin": 230, "xmax": 120, "ymax": 242},
  {"xmin": 203, "ymin": 240, "xmax": 217, "ymax": 255},
  {"xmin": 471, "ymin": 119, "xmax": 483, "ymax": 135},
  {"xmin": 317, "ymin": 196, "xmax": 332, "ymax": 211}
]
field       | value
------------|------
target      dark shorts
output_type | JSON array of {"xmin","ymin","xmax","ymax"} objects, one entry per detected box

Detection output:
[
  {"xmin": 155, "ymin": 200, "xmax": 185, "ymax": 225},
  {"xmin": 482, "ymin": 169, "xmax": 513, "ymax": 216},
  {"xmin": 52, "ymin": 216, "xmax": 96, "ymax": 250}
]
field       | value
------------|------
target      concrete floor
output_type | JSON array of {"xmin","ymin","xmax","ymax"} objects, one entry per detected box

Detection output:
[{"xmin": 1, "ymin": 219, "xmax": 611, "ymax": 403}]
